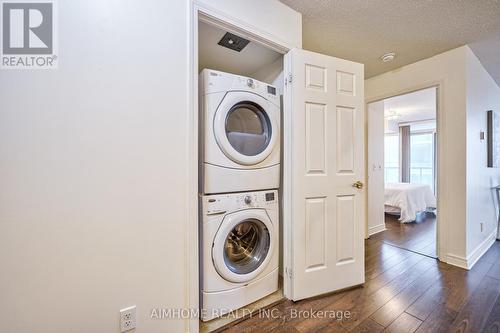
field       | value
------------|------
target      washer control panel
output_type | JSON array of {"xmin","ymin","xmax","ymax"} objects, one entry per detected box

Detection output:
[{"xmin": 203, "ymin": 190, "xmax": 278, "ymax": 216}]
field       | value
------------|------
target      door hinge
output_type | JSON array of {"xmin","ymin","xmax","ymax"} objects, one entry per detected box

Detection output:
[
  {"xmin": 285, "ymin": 73, "xmax": 293, "ymax": 85},
  {"xmin": 286, "ymin": 267, "xmax": 293, "ymax": 279}
]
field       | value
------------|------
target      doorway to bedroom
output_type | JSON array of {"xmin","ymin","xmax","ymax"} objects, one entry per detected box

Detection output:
[{"xmin": 367, "ymin": 87, "xmax": 438, "ymax": 258}]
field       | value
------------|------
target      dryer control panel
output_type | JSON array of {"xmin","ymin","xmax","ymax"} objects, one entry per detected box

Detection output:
[
  {"xmin": 202, "ymin": 190, "xmax": 278, "ymax": 216},
  {"xmin": 200, "ymin": 69, "xmax": 280, "ymax": 106}
]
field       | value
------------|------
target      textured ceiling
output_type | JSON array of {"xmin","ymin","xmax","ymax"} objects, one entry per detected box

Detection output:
[{"xmin": 280, "ymin": 0, "xmax": 500, "ymax": 83}]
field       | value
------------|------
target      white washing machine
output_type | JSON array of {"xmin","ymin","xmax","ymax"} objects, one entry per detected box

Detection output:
[
  {"xmin": 200, "ymin": 190, "xmax": 279, "ymax": 321},
  {"xmin": 199, "ymin": 69, "xmax": 280, "ymax": 194}
]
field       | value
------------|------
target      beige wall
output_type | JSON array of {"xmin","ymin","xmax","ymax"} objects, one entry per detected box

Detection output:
[
  {"xmin": 366, "ymin": 47, "xmax": 468, "ymax": 264},
  {"xmin": 465, "ymin": 47, "xmax": 500, "ymax": 264},
  {"xmin": 0, "ymin": 1, "xmax": 301, "ymax": 333}
]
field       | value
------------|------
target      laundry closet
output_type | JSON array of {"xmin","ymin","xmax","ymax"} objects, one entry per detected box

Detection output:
[
  {"xmin": 197, "ymin": 18, "xmax": 286, "ymax": 332},
  {"xmin": 191, "ymin": 3, "xmax": 366, "ymax": 333}
]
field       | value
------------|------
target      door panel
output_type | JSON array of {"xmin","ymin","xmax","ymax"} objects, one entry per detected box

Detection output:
[
  {"xmin": 305, "ymin": 103, "xmax": 327, "ymax": 174},
  {"xmin": 305, "ymin": 64, "xmax": 327, "ymax": 91},
  {"xmin": 305, "ymin": 197, "xmax": 327, "ymax": 270},
  {"xmin": 336, "ymin": 106, "xmax": 355, "ymax": 173},
  {"xmin": 286, "ymin": 48, "xmax": 365, "ymax": 301},
  {"xmin": 336, "ymin": 195, "xmax": 356, "ymax": 264}
]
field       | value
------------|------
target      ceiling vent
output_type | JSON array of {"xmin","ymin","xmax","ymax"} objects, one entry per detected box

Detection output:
[{"xmin": 218, "ymin": 32, "xmax": 250, "ymax": 52}]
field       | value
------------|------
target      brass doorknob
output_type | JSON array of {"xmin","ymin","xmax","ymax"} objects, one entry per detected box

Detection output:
[{"xmin": 353, "ymin": 181, "xmax": 364, "ymax": 189}]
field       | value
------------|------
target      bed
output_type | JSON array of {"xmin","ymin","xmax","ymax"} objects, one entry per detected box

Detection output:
[{"xmin": 385, "ymin": 183, "xmax": 437, "ymax": 223}]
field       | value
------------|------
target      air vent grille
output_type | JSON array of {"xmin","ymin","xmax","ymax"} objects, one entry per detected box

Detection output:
[{"xmin": 218, "ymin": 32, "xmax": 250, "ymax": 52}]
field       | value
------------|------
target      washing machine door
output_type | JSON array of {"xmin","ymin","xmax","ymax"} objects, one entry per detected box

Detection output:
[
  {"xmin": 212, "ymin": 209, "xmax": 275, "ymax": 283},
  {"xmin": 214, "ymin": 91, "xmax": 278, "ymax": 166}
]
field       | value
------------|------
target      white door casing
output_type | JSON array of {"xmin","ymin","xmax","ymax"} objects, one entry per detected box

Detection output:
[
  {"xmin": 285, "ymin": 48, "xmax": 365, "ymax": 301},
  {"xmin": 367, "ymin": 101, "xmax": 386, "ymax": 237}
]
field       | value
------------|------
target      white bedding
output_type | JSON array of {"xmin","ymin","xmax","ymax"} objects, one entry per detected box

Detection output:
[{"xmin": 385, "ymin": 183, "xmax": 436, "ymax": 223}]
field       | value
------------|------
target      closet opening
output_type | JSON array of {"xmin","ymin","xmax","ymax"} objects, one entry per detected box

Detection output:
[{"xmin": 196, "ymin": 16, "xmax": 286, "ymax": 333}]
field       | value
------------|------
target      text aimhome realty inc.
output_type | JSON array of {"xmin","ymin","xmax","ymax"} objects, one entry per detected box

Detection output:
[{"xmin": 150, "ymin": 307, "xmax": 353, "ymax": 321}]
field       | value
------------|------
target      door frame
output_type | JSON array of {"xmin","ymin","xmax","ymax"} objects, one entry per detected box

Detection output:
[
  {"xmin": 365, "ymin": 82, "xmax": 445, "ymax": 261},
  {"xmin": 188, "ymin": 3, "xmax": 293, "ymax": 332}
]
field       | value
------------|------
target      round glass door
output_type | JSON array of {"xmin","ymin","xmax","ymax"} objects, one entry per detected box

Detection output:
[
  {"xmin": 213, "ymin": 91, "xmax": 278, "ymax": 166},
  {"xmin": 225, "ymin": 102, "xmax": 272, "ymax": 157},
  {"xmin": 223, "ymin": 218, "xmax": 271, "ymax": 275}
]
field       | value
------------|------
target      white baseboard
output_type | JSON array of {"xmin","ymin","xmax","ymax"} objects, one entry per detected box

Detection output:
[
  {"xmin": 368, "ymin": 224, "xmax": 386, "ymax": 237},
  {"xmin": 446, "ymin": 231, "xmax": 496, "ymax": 270},
  {"xmin": 466, "ymin": 231, "xmax": 497, "ymax": 269},
  {"xmin": 446, "ymin": 253, "xmax": 468, "ymax": 269}
]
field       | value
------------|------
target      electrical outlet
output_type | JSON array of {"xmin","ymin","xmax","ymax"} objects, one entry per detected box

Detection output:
[{"xmin": 120, "ymin": 306, "xmax": 136, "ymax": 332}]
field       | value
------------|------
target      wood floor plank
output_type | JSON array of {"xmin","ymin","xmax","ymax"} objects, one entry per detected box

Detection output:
[
  {"xmin": 365, "ymin": 250, "xmax": 415, "ymax": 280},
  {"xmin": 348, "ymin": 318, "xmax": 384, "ymax": 333},
  {"xmin": 220, "ymin": 238, "xmax": 500, "ymax": 333},
  {"xmin": 481, "ymin": 294, "xmax": 500, "ymax": 333},
  {"xmin": 384, "ymin": 312, "xmax": 422, "ymax": 333},
  {"xmin": 487, "ymin": 261, "xmax": 500, "ymax": 280},
  {"xmin": 365, "ymin": 243, "xmax": 406, "ymax": 272},
  {"xmin": 380, "ymin": 215, "xmax": 437, "ymax": 258},
  {"xmin": 405, "ymin": 283, "xmax": 448, "ymax": 321},
  {"xmin": 405, "ymin": 260, "xmax": 465, "ymax": 320},
  {"xmin": 446, "ymin": 258, "xmax": 493, "ymax": 312},
  {"xmin": 414, "ymin": 258, "xmax": 493, "ymax": 333},
  {"xmin": 480, "ymin": 241, "xmax": 500, "ymax": 265},
  {"xmin": 449, "ymin": 276, "xmax": 500, "ymax": 333},
  {"xmin": 370, "ymin": 261, "xmax": 441, "ymax": 327},
  {"xmin": 363, "ymin": 253, "xmax": 425, "ymax": 295},
  {"xmin": 419, "ymin": 242, "xmax": 437, "ymax": 258},
  {"xmin": 307, "ymin": 257, "xmax": 435, "ymax": 332}
]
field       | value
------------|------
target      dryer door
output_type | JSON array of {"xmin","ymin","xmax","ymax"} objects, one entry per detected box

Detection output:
[
  {"xmin": 214, "ymin": 91, "xmax": 279, "ymax": 166},
  {"xmin": 212, "ymin": 209, "xmax": 275, "ymax": 283}
]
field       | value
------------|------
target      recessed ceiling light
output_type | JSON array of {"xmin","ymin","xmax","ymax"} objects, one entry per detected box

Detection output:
[{"xmin": 381, "ymin": 52, "xmax": 396, "ymax": 63}]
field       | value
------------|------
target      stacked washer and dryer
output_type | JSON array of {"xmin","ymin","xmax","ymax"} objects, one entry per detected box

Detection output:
[{"xmin": 199, "ymin": 69, "xmax": 281, "ymax": 321}]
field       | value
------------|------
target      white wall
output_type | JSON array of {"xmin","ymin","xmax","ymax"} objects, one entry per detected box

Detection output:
[
  {"xmin": 252, "ymin": 57, "xmax": 285, "ymax": 93},
  {"xmin": 196, "ymin": 0, "xmax": 302, "ymax": 50},
  {"xmin": 465, "ymin": 47, "xmax": 500, "ymax": 264},
  {"xmin": 366, "ymin": 47, "xmax": 468, "ymax": 265},
  {"xmin": 0, "ymin": 1, "xmax": 190, "ymax": 332},
  {"xmin": 0, "ymin": 1, "xmax": 301, "ymax": 333},
  {"xmin": 367, "ymin": 101, "xmax": 386, "ymax": 236}
]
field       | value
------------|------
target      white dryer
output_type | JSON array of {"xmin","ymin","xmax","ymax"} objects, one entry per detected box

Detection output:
[
  {"xmin": 199, "ymin": 69, "xmax": 280, "ymax": 194},
  {"xmin": 200, "ymin": 190, "xmax": 279, "ymax": 321}
]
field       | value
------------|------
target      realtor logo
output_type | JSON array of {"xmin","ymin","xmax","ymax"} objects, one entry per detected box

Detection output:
[{"xmin": 1, "ymin": 0, "xmax": 57, "ymax": 69}]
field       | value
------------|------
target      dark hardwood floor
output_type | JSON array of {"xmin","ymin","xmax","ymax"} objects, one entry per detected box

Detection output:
[
  {"xmin": 219, "ymin": 239, "xmax": 500, "ymax": 333},
  {"xmin": 371, "ymin": 214, "xmax": 437, "ymax": 258}
]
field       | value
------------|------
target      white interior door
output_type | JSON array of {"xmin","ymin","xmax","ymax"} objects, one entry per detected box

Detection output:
[{"xmin": 284, "ymin": 48, "xmax": 365, "ymax": 301}]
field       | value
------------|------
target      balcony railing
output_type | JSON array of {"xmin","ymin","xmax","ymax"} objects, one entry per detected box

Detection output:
[{"xmin": 385, "ymin": 166, "xmax": 435, "ymax": 191}]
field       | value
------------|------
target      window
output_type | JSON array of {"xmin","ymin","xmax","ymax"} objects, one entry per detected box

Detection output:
[
  {"xmin": 410, "ymin": 132, "xmax": 435, "ymax": 191},
  {"xmin": 384, "ymin": 134, "xmax": 399, "ymax": 183}
]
